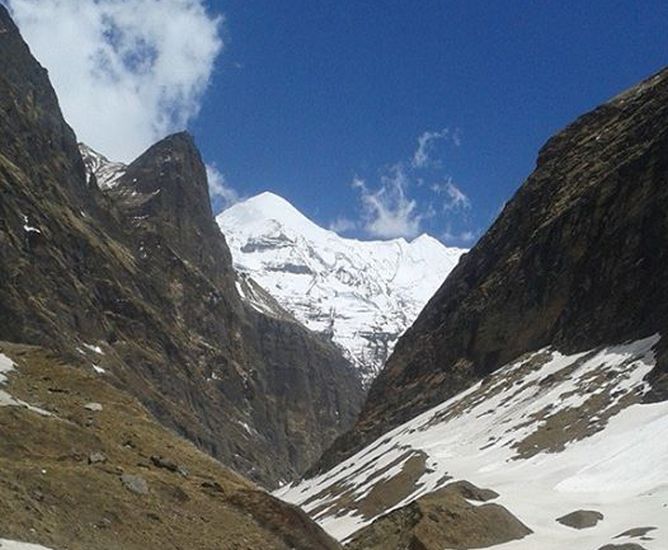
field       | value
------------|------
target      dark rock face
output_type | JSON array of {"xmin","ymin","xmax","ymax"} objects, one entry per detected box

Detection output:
[
  {"xmin": 0, "ymin": 5, "xmax": 363, "ymax": 487},
  {"xmin": 0, "ymin": 7, "xmax": 86, "ymax": 203},
  {"xmin": 556, "ymin": 510, "xmax": 604, "ymax": 529},
  {"xmin": 315, "ymin": 67, "xmax": 668, "ymax": 472}
]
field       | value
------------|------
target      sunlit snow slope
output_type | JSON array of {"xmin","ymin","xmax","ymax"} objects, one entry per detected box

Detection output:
[
  {"xmin": 276, "ymin": 335, "xmax": 668, "ymax": 549},
  {"xmin": 216, "ymin": 192, "xmax": 466, "ymax": 383}
]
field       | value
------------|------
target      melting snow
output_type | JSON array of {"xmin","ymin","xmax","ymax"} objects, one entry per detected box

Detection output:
[
  {"xmin": 22, "ymin": 215, "xmax": 40, "ymax": 234},
  {"xmin": 276, "ymin": 336, "xmax": 668, "ymax": 548},
  {"xmin": 83, "ymin": 343, "xmax": 104, "ymax": 355}
]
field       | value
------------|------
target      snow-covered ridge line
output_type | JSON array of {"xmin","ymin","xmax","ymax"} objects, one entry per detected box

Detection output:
[
  {"xmin": 217, "ymin": 192, "xmax": 466, "ymax": 384},
  {"xmin": 79, "ymin": 143, "xmax": 127, "ymax": 189},
  {"xmin": 276, "ymin": 335, "xmax": 667, "ymax": 549}
]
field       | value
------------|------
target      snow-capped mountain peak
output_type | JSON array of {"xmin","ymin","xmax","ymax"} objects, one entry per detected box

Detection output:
[
  {"xmin": 223, "ymin": 191, "xmax": 324, "ymax": 235},
  {"xmin": 217, "ymin": 192, "xmax": 467, "ymax": 384}
]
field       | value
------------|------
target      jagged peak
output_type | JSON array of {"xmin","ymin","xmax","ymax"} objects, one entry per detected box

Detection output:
[
  {"xmin": 78, "ymin": 142, "xmax": 127, "ymax": 190},
  {"xmin": 130, "ymin": 131, "xmax": 200, "ymax": 167},
  {"xmin": 78, "ymin": 142, "xmax": 118, "ymax": 163},
  {"xmin": 116, "ymin": 131, "xmax": 213, "ymax": 222},
  {"xmin": 219, "ymin": 192, "xmax": 459, "ymax": 254},
  {"xmin": 122, "ymin": 132, "xmax": 204, "ymax": 189},
  {"xmin": 218, "ymin": 189, "xmax": 468, "ymax": 383}
]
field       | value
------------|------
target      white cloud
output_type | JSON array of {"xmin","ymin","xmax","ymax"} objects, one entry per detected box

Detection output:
[
  {"xmin": 352, "ymin": 167, "xmax": 423, "ymax": 240},
  {"xmin": 339, "ymin": 128, "xmax": 473, "ymax": 242},
  {"xmin": 452, "ymin": 128, "xmax": 462, "ymax": 147},
  {"xmin": 329, "ymin": 217, "xmax": 358, "ymax": 234},
  {"xmin": 7, "ymin": 0, "xmax": 223, "ymax": 162},
  {"xmin": 431, "ymin": 180, "xmax": 471, "ymax": 211},
  {"xmin": 412, "ymin": 128, "xmax": 450, "ymax": 168},
  {"xmin": 206, "ymin": 164, "xmax": 240, "ymax": 211}
]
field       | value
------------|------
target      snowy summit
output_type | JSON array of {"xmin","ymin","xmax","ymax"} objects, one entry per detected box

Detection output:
[{"xmin": 217, "ymin": 192, "xmax": 466, "ymax": 384}]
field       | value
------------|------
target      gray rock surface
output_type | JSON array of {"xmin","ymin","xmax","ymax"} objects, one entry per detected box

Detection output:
[
  {"xmin": 556, "ymin": 509, "xmax": 604, "ymax": 529},
  {"xmin": 120, "ymin": 474, "xmax": 149, "ymax": 495}
]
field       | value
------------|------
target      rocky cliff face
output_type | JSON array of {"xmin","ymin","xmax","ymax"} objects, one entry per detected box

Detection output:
[
  {"xmin": 0, "ymin": 5, "xmax": 363, "ymax": 488},
  {"xmin": 315, "ymin": 66, "xmax": 668, "ymax": 472}
]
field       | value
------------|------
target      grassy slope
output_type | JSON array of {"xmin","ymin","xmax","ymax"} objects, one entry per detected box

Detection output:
[{"xmin": 0, "ymin": 342, "xmax": 339, "ymax": 550}]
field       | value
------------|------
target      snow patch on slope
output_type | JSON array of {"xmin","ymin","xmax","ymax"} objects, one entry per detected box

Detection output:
[
  {"xmin": 0, "ymin": 541, "xmax": 55, "ymax": 550},
  {"xmin": 217, "ymin": 192, "xmax": 466, "ymax": 383},
  {"xmin": 79, "ymin": 143, "xmax": 126, "ymax": 189},
  {"xmin": 0, "ymin": 353, "xmax": 50, "ymax": 415},
  {"xmin": 276, "ymin": 335, "xmax": 668, "ymax": 548}
]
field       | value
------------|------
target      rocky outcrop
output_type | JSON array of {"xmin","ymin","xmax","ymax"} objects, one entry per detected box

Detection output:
[
  {"xmin": 557, "ymin": 510, "xmax": 605, "ymax": 529},
  {"xmin": 0, "ymin": 5, "xmax": 363, "ymax": 487},
  {"xmin": 345, "ymin": 482, "xmax": 531, "ymax": 550},
  {"xmin": 315, "ymin": 66, "xmax": 668, "ymax": 472}
]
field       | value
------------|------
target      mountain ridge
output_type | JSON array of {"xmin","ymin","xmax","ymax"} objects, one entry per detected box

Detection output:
[
  {"xmin": 0, "ymin": 5, "xmax": 364, "ymax": 489},
  {"xmin": 217, "ymin": 192, "xmax": 466, "ymax": 383}
]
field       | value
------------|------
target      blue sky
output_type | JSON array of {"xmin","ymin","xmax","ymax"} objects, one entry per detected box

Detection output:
[
  {"xmin": 8, "ymin": 0, "xmax": 668, "ymax": 247},
  {"xmin": 191, "ymin": 0, "xmax": 667, "ymax": 246}
]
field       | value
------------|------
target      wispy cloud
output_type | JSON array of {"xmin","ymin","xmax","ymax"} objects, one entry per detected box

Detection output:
[
  {"xmin": 351, "ymin": 168, "xmax": 424, "ymax": 240},
  {"xmin": 328, "ymin": 216, "xmax": 358, "ymax": 234},
  {"xmin": 333, "ymin": 128, "xmax": 474, "ymax": 243},
  {"xmin": 412, "ymin": 128, "xmax": 460, "ymax": 168},
  {"xmin": 7, "ymin": 0, "xmax": 223, "ymax": 162},
  {"xmin": 442, "ymin": 226, "xmax": 476, "ymax": 246},
  {"xmin": 431, "ymin": 180, "xmax": 471, "ymax": 211},
  {"xmin": 452, "ymin": 128, "xmax": 462, "ymax": 147},
  {"xmin": 206, "ymin": 164, "xmax": 240, "ymax": 212}
]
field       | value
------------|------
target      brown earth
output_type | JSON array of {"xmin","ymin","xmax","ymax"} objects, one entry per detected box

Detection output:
[
  {"xmin": 304, "ymin": 450, "xmax": 428, "ymax": 522},
  {"xmin": 0, "ymin": 342, "xmax": 340, "ymax": 550}
]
